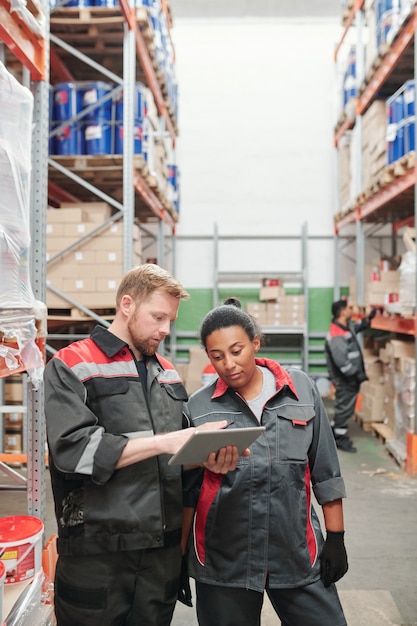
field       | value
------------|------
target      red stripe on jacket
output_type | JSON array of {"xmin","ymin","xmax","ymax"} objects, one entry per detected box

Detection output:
[
  {"xmin": 194, "ymin": 472, "xmax": 223, "ymax": 565},
  {"xmin": 304, "ymin": 464, "xmax": 318, "ymax": 565}
]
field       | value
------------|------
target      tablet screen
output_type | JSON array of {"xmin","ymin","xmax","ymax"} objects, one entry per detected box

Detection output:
[{"xmin": 168, "ymin": 426, "xmax": 266, "ymax": 466}]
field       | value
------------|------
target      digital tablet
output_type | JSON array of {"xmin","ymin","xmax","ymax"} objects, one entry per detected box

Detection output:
[{"xmin": 168, "ymin": 426, "xmax": 266, "ymax": 466}]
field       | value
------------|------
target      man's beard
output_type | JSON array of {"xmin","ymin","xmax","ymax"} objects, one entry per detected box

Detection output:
[
  {"xmin": 128, "ymin": 317, "xmax": 159, "ymax": 357},
  {"xmin": 135, "ymin": 340, "xmax": 158, "ymax": 357}
]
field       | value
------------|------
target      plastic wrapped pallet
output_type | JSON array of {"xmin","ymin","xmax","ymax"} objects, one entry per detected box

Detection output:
[
  {"xmin": 398, "ymin": 250, "xmax": 416, "ymax": 308},
  {"xmin": 0, "ymin": 61, "xmax": 44, "ymax": 387}
]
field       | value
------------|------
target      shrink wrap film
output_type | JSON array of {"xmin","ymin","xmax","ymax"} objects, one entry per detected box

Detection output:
[{"xmin": 0, "ymin": 62, "xmax": 45, "ymax": 386}]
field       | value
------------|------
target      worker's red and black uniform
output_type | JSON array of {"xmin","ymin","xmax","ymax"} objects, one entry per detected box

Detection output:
[
  {"xmin": 325, "ymin": 317, "xmax": 368, "ymax": 443},
  {"xmin": 44, "ymin": 325, "xmax": 188, "ymax": 626},
  {"xmin": 184, "ymin": 359, "xmax": 347, "ymax": 626}
]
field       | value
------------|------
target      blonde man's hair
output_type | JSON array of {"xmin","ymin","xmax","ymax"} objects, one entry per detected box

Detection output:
[{"xmin": 115, "ymin": 264, "xmax": 189, "ymax": 309}]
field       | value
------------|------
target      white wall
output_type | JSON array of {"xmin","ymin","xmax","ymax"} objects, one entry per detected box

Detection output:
[{"xmin": 171, "ymin": 16, "xmax": 345, "ymax": 288}]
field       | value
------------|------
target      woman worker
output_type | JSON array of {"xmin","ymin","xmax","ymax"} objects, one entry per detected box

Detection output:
[{"xmin": 182, "ymin": 298, "xmax": 348, "ymax": 626}]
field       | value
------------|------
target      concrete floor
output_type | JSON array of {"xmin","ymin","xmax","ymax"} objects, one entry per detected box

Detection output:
[{"xmin": 1, "ymin": 419, "xmax": 417, "ymax": 625}]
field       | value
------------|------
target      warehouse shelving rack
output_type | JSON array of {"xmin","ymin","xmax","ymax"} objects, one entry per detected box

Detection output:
[
  {"xmin": 213, "ymin": 222, "xmax": 310, "ymax": 372},
  {"xmin": 333, "ymin": 0, "xmax": 417, "ymax": 473},
  {"xmin": 0, "ymin": 0, "xmax": 49, "ymax": 519},
  {"xmin": 1, "ymin": 1, "xmax": 181, "ymax": 516},
  {"xmin": 45, "ymin": 1, "xmax": 180, "ymax": 354}
]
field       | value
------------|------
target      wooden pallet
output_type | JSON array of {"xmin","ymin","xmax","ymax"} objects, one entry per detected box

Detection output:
[
  {"xmin": 135, "ymin": 6, "xmax": 154, "ymax": 46},
  {"xmin": 370, "ymin": 422, "xmax": 395, "ymax": 444},
  {"xmin": 355, "ymin": 151, "xmax": 416, "ymax": 208},
  {"xmin": 51, "ymin": 6, "xmax": 122, "ymax": 22},
  {"xmin": 385, "ymin": 438, "xmax": 407, "ymax": 468},
  {"xmin": 50, "ymin": 153, "xmax": 146, "ymax": 173},
  {"xmin": 353, "ymin": 411, "xmax": 375, "ymax": 432}
]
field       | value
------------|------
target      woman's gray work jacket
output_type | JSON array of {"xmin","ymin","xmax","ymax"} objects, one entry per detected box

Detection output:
[
  {"xmin": 185, "ymin": 358, "xmax": 346, "ymax": 591},
  {"xmin": 44, "ymin": 325, "xmax": 188, "ymax": 556}
]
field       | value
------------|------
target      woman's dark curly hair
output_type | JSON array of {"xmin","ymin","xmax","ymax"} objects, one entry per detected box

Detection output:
[{"xmin": 199, "ymin": 297, "xmax": 262, "ymax": 349}]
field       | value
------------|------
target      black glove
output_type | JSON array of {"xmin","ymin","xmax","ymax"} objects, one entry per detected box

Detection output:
[
  {"xmin": 320, "ymin": 530, "xmax": 348, "ymax": 588},
  {"xmin": 177, "ymin": 556, "xmax": 193, "ymax": 607},
  {"xmin": 368, "ymin": 308, "xmax": 378, "ymax": 321}
]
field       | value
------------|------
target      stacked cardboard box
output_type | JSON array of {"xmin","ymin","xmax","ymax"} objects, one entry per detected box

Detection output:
[
  {"xmin": 1, "ymin": 374, "xmax": 24, "ymax": 454},
  {"xmin": 246, "ymin": 295, "xmax": 305, "ymax": 327},
  {"xmin": 366, "ymin": 270, "xmax": 400, "ymax": 306},
  {"xmin": 382, "ymin": 340, "xmax": 415, "ymax": 442},
  {"xmin": 46, "ymin": 203, "xmax": 142, "ymax": 309},
  {"xmin": 364, "ymin": 0, "xmax": 378, "ymax": 77},
  {"xmin": 358, "ymin": 350, "xmax": 385, "ymax": 424},
  {"xmin": 362, "ymin": 339, "xmax": 416, "ymax": 443},
  {"xmin": 361, "ymin": 100, "xmax": 387, "ymax": 192},
  {"xmin": 265, "ymin": 296, "xmax": 305, "ymax": 326},
  {"xmin": 181, "ymin": 347, "xmax": 211, "ymax": 395},
  {"xmin": 246, "ymin": 302, "xmax": 268, "ymax": 325},
  {"xmin": 338, "ymin": 133, "xmax": 352, "ymax": 212}
]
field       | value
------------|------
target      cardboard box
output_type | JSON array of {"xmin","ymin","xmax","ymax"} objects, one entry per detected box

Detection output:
[
  {"xmin": 3, "ymin": 433, "xmax": 22, "ymax": 453},
  {"xmin": 364, "ymin": 354, "xmax": 384, "ymax": 383},
  {"xmin": 385, "ymin": 340, "xmax": 415, "ymax": 360},
  {"xmin": 259, "ymin": 286, "xmax": 285, "ymax": 301},
  {"xmin": 59, "ymin": 202, "xmax": 112, "ymax": 223},
  {"xmin": 185, "ymin": 347, "xmax": 211, "ymax": 395},
  {"xmin": 3, "ymin": 377, "xmax": 23, "ymax": 403},
  {"xmin": 359, "ymin": 381, "xmax": 386, "ymax": 422},
  {"xmin": 4, "ymin": 412, "xmax": 23, "ymax": 430}
]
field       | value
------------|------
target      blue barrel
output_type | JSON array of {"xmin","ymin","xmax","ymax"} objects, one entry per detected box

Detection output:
[
  {"xmin": 82, "ymin": 82, "xmax": 114, "ymax": 124},
  {"xmin": 115, "ymin": 83, "xmax": 146, "ymax": 122},
  {"xmin": 167, "ymin": 164, "xmax": 180, "ymax": 214},
  {"xmin": 387, "ymin": 89, "xmax": 405, "ymax": 163},
  {"xmin": 94, "ymin": 0, "xmax": 118, "ymax": 6},
  {"xmin": 393, "ymin": 92, "xmax": 405, "ymax": 161},
  {"xmin": 173, "ymin": 167, "xmax": 180, "ymax": 214},
  {"xmin": 61, "ymin": 0, "xmax": 93, "ymax": 7},
  {"xmin": 404, "ymin": 80, "xmax": 415, "ymax": 154},
  {"xmin": 55, "ymin": 124, "xmax": 85, "ymax": 156},
  {"xmin": 48, "ymin": 86, "xmax": 55, "ymax": 155},
  {"xmin": 53, "ymin": 82, "xmax": 85, "ymax": 122},
  {"xmin": 114, "ymin": 122, "xmax": 143, "ymax": 155},
  {"xmin": 53, "ymin": 83, "xmax": 85, "ymax": 155},
  {"xmin": 85, "ymin": 123, "xmax": 112, "ymax": 155}
]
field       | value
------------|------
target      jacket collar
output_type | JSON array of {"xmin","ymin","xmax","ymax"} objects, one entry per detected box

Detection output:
[
  {"xmin": 90, "ymin": 325, "xmax": 162, "ymax": 367},
  {"xmin": 211, "ymin": 357, "xmax": 298, "ymax": 399}
]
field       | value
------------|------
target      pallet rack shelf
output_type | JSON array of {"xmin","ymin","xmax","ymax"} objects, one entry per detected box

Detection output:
[
  {"xmin": 0, "ymin": 0, "xmax": 49, "ymax": 523},
  {"xmin": 46, "ymin": 1, "xmax": 180, "ymax": 353},
  {"xmin": 333, "ymin": 0, "xmax": 417, "ymax": 472}
]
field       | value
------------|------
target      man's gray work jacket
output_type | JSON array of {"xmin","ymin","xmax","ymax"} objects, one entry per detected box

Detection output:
[
  {"xmin": 185, "ymin": 359, "xmax": 346, "ymax": 591},
  {"xmin": 325, "ymin": 319, "xmax": 368, "ymax": 384},
  {"xmin": 44, "ymin": 325, "xmax": 188, "ymax": 556}
]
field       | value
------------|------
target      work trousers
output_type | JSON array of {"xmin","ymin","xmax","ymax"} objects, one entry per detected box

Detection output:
[
  {"xmin": 54, "ymin": 543, "xmax": 181, "ymax": 626},
  {"xmin": 332, "ymin": 375, "xmax": 360, "ymax": 435},
  {"xmin": 195, "ymin": 579, "xmax": 347, "ymax": 626}
]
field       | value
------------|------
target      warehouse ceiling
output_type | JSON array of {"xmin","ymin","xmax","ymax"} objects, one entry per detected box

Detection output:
[{"xmin": 169, "ymin": 0, "xmax": 339, "ymax": 18}]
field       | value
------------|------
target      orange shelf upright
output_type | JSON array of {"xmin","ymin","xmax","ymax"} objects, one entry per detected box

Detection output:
[{"xmin": 0, "ymin": 0, "xmax": 45, "ymax": 79}]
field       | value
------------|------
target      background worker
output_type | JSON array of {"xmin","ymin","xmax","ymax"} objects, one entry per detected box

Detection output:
[
  {"xmin": 325, "ymin": 299, "xmax": 378, "ymax": 453},
  {"xmin": 44, "ymin": 264, "xmax": 241, "ymax": 626},
  {"xmin": 182, "ymin": 298, "xmax": 348, "ymax": 626}
]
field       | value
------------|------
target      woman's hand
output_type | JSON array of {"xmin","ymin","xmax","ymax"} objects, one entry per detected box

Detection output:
[
  {"xmin": 203, "ymin": 445, "xmax": 243, "ymax": 474},
  {"xmin": 185, "ymin": 420, "xmax": 250, "ymax": 474}
]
